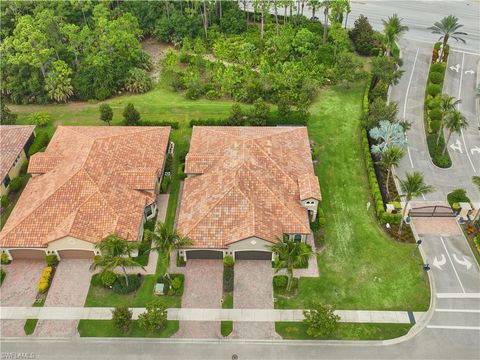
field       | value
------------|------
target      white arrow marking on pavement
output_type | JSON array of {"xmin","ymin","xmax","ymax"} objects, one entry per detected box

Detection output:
[
  {"xmin": 450, "ymin": 140, "xmax": 463, "ymax": 153},
  {"xmin": 449, "ymin": 64, "xmax": 460, "ymax": 72},
  {"xmin": 433, "ymin": 254, "xmax": 446, "ymax": 270},
  {"xmin": 464, "ymin": 69, "xmax": 475, "ymax": 75},
  {"xmin": 453, "ymin": 254, "xmax": 472, "ymax": 270},
  {"xmin": 471, "ymin": 147, "xmax": 480, "ymax": 155}
]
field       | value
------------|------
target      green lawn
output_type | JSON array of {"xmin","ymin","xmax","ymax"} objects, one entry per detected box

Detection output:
[
  {"xmin": 275, "ymin": 322, "xmax": 412, "ymax": 340},
  {"xmin": 221, "ymin": 292, "xmax": 233, "ymax": 337},
  {"xmin": 84, "ymin": 273, "xmax": 180, "ymax": 308},
  {"xmin": 78, "ymin": 319, "xmax": 178, "ymax": 338},
  {"xmin": 275, "ymin": 84, "xmax": 430, "ymax": 311}
]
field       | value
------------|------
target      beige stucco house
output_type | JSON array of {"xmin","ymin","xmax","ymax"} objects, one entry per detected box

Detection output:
[
  {"xmin": 0, "ymin": 125, "xmax": 36, "ymax": 196},
  {"xmin": 0, "ymin": 126, "xmax": 171, "ymax": 260},
  {"xmin": 176, "ymin": 126, "xmax": 321, "ymax": 261}
]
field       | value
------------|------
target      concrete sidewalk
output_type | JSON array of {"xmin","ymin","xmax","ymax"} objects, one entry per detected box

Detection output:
[{"xmin": 0, "ymin": 307, "xmax": 423, "ymax": 324}]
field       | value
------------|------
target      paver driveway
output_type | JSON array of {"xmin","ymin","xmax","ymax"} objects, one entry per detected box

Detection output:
[
  {"xmin": 0, "ymin": 260, "xmax": 44, "ymax": 337},
  {"xmin": 174, "ymin": 260, "xmax": 223, "ymax": 339},
  {"xmin": 35, "ymin": 259, "xmax": 92, "ymax": 337},
  {"xmin": 230, "ymin": 260, "xmax": 280, "ymax": 340}
]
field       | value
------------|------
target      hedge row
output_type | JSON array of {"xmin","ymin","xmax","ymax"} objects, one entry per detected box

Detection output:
[{"xmin": 139, "ymin": 120, "xmax": 179, "ymax": 129}]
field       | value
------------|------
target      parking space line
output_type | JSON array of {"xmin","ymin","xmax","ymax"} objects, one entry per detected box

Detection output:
[
  {"xmin": 440, "ymin": 236, "xmax": 465, "ymax": 293},
  {"xmin": 435, "ymin": 309, "xmax": 480, "ymax": 313},
  {"xmin": 427, "ymin": 325, "xmax": 480, "ymax": 331},
  {"xmin": 404, "ymin": 48, "xmax": 419, "ymax": 169}
]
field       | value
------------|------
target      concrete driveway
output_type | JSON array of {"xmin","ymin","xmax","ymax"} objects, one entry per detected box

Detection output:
[
  {"xmin": 230, "ymin": 260, "xmax": 280, "ymax": 340},
  {"xmin": 35, "ymin": 259, "xmax": 92, "ymax": 337},
  {"xmin": 174, "ymin": 259, "xmax": 223, "ymax": 339},
  {"xmin": 0, "ymin": 259, "xmax": 44, "ymax": 337}
]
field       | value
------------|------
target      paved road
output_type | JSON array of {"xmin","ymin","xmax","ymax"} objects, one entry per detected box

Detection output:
[{"xmin": 393, "ymin": 39, "xmax": 480, "ymax": 201}]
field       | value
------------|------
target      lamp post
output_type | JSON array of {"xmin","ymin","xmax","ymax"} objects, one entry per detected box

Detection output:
[{"xmin": 412, "ymin": 239, "xmax": 422, "ymax": 256}]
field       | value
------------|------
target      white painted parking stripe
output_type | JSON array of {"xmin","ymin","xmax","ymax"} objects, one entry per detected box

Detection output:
[
  {"xmin": 435, "ymin": 309, "xmax": 480, "ymax": 313},
  {"xmin": 404, "ymin": 48, "xmax": 419, "ymax": 169},
  {"xmin": 440, "ymin": 236, "xmax": 466, "ymax": 293},
  {"xmin": 427, "ymin": 325, "xmax": 480, "ymax": 331},
  {"xmin": 437, "ymin": 293, "xmax": 480, "ymax": 299}
]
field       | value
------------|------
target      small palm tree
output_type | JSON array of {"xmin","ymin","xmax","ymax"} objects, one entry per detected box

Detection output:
[
  {"xmin": 437, "ymin": 95, "xmax": 461, "ymax": 145},
  {"xmin": 377, "ymin": 146, "xmax": 405, "ymax": 197},
  {"xmin": 442, "ymin": 110, "xmax": 468, "ymax": 155},
  {"xmin": 382, "ymin": 14, "xmax": 409, "ymax": 57},
  {"xmin": 269, "ymin": 238, "xmax": 314, "ymax": 293},
  {"xmin": 429, "ymin": 15, "xmax": 467, "ymax": 61},
  {"xmin": 90, "ymin": 234, "xmax": 145, "ymax": 287},
  {"xmin": 398, "ymin": 172, "xmax": 434, "ymax": 235}
]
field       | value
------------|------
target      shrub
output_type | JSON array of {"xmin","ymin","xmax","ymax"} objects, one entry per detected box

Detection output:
[
  {"xmin": 303, "ymin": 303, "xmax": 340, "ymax": 338},
  {"xmin": 430, "ymin": 120, "xmax": 441, "ymax": 133},
  {"xmin": 317, "ymin": 208, "xmax": 326, "ymax": 227},
  {"xmin": 223, "ymin": 255, "xmax": 234, "ymax": 267},
  {"xmin": 160, "ymin": 176, "xmax": 171, "ymax": 194},
  {"xmin": 0, "ymin": 267, "xmax": 5, "ymax": 285},
  {"xmin": 45, "ymin": 255, "xmax": 59, "ymax": 267},
  {"xmin": 1, "ymin": 252, "xmax": 11, "ymax": 264},
  {"xmin": 430, "ymin": 62, "xmax": 446, "ymax": 74},
  {"xmin": 1, "ymin": 195, "xmax": 9, "ymax": 209},
  {"xmin": 123, "ymin": 103, "xmax": 140, "ymax": 125},
  {"xmin": 28, "ymin": 132, "xmax": 50, "ymax": 156},
  {"xmin": 124, "ymin": 68, "xmax": 152, "ymax": 93},
  {"xmin": 28, "ymin": 112, "xmax": 50, "ymax": 127},
  {"xmin": 164, "ymin": 153, "xmax": 173, "ymax": 173},
  {"xmin": 8, "ymin": 176, "xmax": 24, "ymax": 192},
  {"xmin": 429, "ymin": 71, "xmax": 443, "ymax": 84},
  {"xmin": 112, "ymin": 306, "xmax": 132, "ymax": 333},
  {"xmin": 139, "ymin": 120, "xmax": 179, "ymax": 129},
  {"xmin": 99, "ymin": 104, "xmax": 113, "ymax": 125},
  {"xmin": 429, "ymin": 108, "xmax": 442, "ymax": 122},
  {"xmin": 101, "ymin": 271, "xmax": 117, "ymax": 287},
  {"xmin": 138, "ymin": 300, "xmax": 167, "ymax": 332},
  {"xmin": 426, "ymin": 96, "xmax": 442, "ymax": 110},
  {"xmin": 474, "ymin": 235, "xmax": 480, "ymax": 252},
  {"xmin": 426, "ymin": 134, "xmax": 451, "ymax": 168},
  {"xmin": 447, "ymin": 189, "xmax": 470, "ymax": 207},
  {"xmin": 427, "ymin": 84, "xmax": 441, "ymax": 97},
  {"xmin": 273, "ymin": 275, "xmax": 288, "ymax": 290},
  {"xmin": 223, "ymin": 265, "xmax": 234, "ymax": 293},
  {"xmin": 38, "ymin": 281, "xmax": 49, "ymax": 293},
  {"xmin": 171, "ymin": 276, "xmax": 182, "ymax": 291},
  {"xmin": 112, "ymin": 275, "xmax": 142, "ymax": 294},
  {"xmin": 381, "ymin": 212, "xmax": 402, "ymax": 225},
  {"xmin": 205, "ymin": 90, "xmax": 221, "ymax": 100}
]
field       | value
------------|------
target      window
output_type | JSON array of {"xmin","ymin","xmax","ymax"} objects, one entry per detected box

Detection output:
[
  {"xmin": 3, "ymin": 175, "xmax": 11, "ymax": 188},
  {"xmin": 145, "ymin": 204, "xmax": 153, "ymax": 217},
  {"xmin": 294, "ymin": 234, "xmax": 302, "ymax": 242}
]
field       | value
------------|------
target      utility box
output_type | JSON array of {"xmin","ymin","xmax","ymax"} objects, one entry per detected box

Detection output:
[{"xmin": 458, "ymin": 202, "xmax": 472, "ymax": 219}]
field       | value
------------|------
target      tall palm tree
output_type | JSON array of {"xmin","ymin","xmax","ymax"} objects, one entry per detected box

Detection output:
[
  {"xmin": 429, "ymin": 15, "xmax": 467, "ymax": 61},
  {"xmin": 442, "ymin": 110, "xmax": 468, "ymax": 155},
  {"xmin": 90, "ymin": 235, "xmax": 145, "ymax": 287},
  {"xmin": 382, "ymin": 14, "xmax": 409, "ymax": 57},
  {"xmin": 377, "ymin": 146, "xmax": 405, "ymax": 197},
  {"xmin": 147, "ymin": 222, "xmax": 192, "ymax": 273},
  {"xmin": 437, "ymin": 95, "xmax": 461, "ymax": 145},
  {"xmin": 322, "ymin": 0, "xmax": 332, "ymax": 44},
  {"xmin": 268, "ymin": 238, "xmax": 314, "ymax": 292},
  {"xmin": 398, "ymin": 172, "xmax": 434, "ymax": 235}
]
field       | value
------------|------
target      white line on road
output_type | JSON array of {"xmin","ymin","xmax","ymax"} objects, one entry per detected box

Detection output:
[
  {"xmin": 427, "ymin": 325, "xmax": 480, "ymax": 331},
  {"xmin": 456, "ymin": 52, "xmax": 477, "ymax": 173},
  {"xmin": 435, "ymin": 309, "xmax": 480, "ymax": 313},
  {"xmin": 440, "ymin": 236, "xmax": 465, "ymax": 293},
  {"xmin": 404, "ymin": 48, "xmax": 419, "ymax": 169},
  {"xmin": 436, "ymin": 293, "xmax": 480, "ymax": 299},
  {"xmin": 450, "ymin": 49, "xmax": 480, "ymax": 56}
]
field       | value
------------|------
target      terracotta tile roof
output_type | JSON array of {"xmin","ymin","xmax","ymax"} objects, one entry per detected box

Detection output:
[
  {"xmin": 0, "ymin": 126, "xmax": 170, "ymax": 248},
  {"xmin": 177, "ymin": 126, "xmax": 321, "ymax": 249},
  {"xmin": 298, "ymin": 174, "xmax": 322, "ymax": 201},
  {"xmin": 0, "ymin": 125, "xmax": 35, "ymax": 181}
]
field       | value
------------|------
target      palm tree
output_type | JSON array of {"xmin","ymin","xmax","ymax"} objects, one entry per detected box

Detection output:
[
  {"xmin": 429, "ymin": 15, "xmax": 467, "ymax": 61},
  {"xmin": 90, "ymin": 234, "xmax": 145, "ymax": 287},
  {"xmin": 147, "ymin": 222, "xmax": 192, "ymax": 276},
  {"xmin": 268, "ymin": 238, "xmax": 314, "ymax": 292},
  {"xmin": 377, "ymin": 146, "xmax": 405, "ymax": 197},
  {"xmin": 442, "ymin": 110, "xmax": 468, "ymax": 155},
  {"xmin": 382, "ymin": 14, "xmax": 409, "ymax": 57},
  {"xmin": 398, "ymin": 172, "xmax": 434, "ymax": 235},
  {"xmin": 322, "ymin": 1, "xmax": 332, "ymax": 44},
  {"xmin": 437, "ymin": 95, "xmax": 461, "ymax": 145}
]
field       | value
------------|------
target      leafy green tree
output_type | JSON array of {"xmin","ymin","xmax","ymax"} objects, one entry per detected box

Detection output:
[
  {"xmin": 350, "ymin": 15, "xmax": 375, "ymax": 55},
  {"xmin": 138, "ymin": 300, "xmax": 168, "ymax": 332},
  {"xmin": 377, "ymin": 146, "xmax": 405, "ymax": 197},
  {"xmin": 369, "ymin": 120, "xmax": 407, "ymax": 154},
  {"xmin": 28, "ymin": 112, "xmax": 50, "ymax": 127},
  {"xmin": 228, "ymin": 103, "xmax": 245, "ymax": 125},
  {"xmin": 437, "ymin": 95, "xmax": 461, "ymax": 145},
  {"xmin": 333, "ymin": 52, "xmax": 363, "ymax": 88},
  {"xmin": 112, "ymin": 305, "xmax": 132, "ymax": 334},
  {"xmin": 124, "ymin": 68, "xmax": 152, "ymax": 94},
  {"xmin": 443, "ymin": 110, "xmax": 468, "ymax": 156},
  {"xmin": 0, "ymin": 101, "xmax": 17, "ymax": 125},
  {"xmin": 123, "ymin": 103, "xmax": 140, "ymax": 126},
  {"xmin": 303, "ymin": 303, "xmax": 340, "ymax": 338},
  {"xmin": 365, "ymin": 98, "xmax": 399, "ymax": 130},
  {"xmin": 99, "ymin": 104, "xmax": 113, "ymax": 125},
  {"xmin": 429, "ymin": 15, "xmax": 467, "ymax": 61},
  {"xmin": 371, "ymin": 56, "xmax": 403, "ymax": 90},
  {"xmin": 90, "ymin": 234, "xmax": 144, "ymax": 287},
  {"xmin": 382, "ymin": 14, "xmax": 408, "ymax": 57},
  {"xmin": 250, "ymin": 98, "xmax": 270, "ymax": 122},
  {"xmin": 45, "ymin": 60, "xmax": 74, "ymax": 103},
  {"xmin": 268, "ymin": 239, "xmax": 314, "ymax": 292},
  {"xmin": 398, "ymin": 172, "xmax": 434, "ymax": 234}
]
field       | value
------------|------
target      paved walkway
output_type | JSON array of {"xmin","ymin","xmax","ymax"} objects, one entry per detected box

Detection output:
[
  {"xmin": 277, "ymin": 234, "xmax": 319, "ymax": 277},
  {"xmin": 0, "ymin": 307, "xmax": 425, "ymax": 324}
]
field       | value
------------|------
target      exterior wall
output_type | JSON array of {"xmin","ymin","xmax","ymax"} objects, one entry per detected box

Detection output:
[
  {"xmin": 301, "ymin": 198, "xmax": 318, "ymax": 220},
  {"xmin": 0, "ymin": 150, "xmax": 27, "ymax": 196},
  {"xmin": 286, "ymin": 233, "xmax": 307, "ymax": 242}
]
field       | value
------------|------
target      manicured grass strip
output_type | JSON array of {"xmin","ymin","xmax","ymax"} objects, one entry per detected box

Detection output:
[
  {"xmin": 275, "ymin": 322, "xmax": 412, "ymax": 340},
  {"xmin": 275, "ymin": 84, "xmax": 429, "ymax": 311},
  {"xmin": 221, "ymin": 292, "xmax": 234, "ymax": 337},
  {"xmin": 84, "ymin": 273, "xmax": 180, "ymax": 308},
  {"xmin": 78, "ymin": 319, "xmax": 178, "ymax": 338},
  {"xmin": 24, "ymin": 319, "xmax": 38, "ymax": 336}
]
